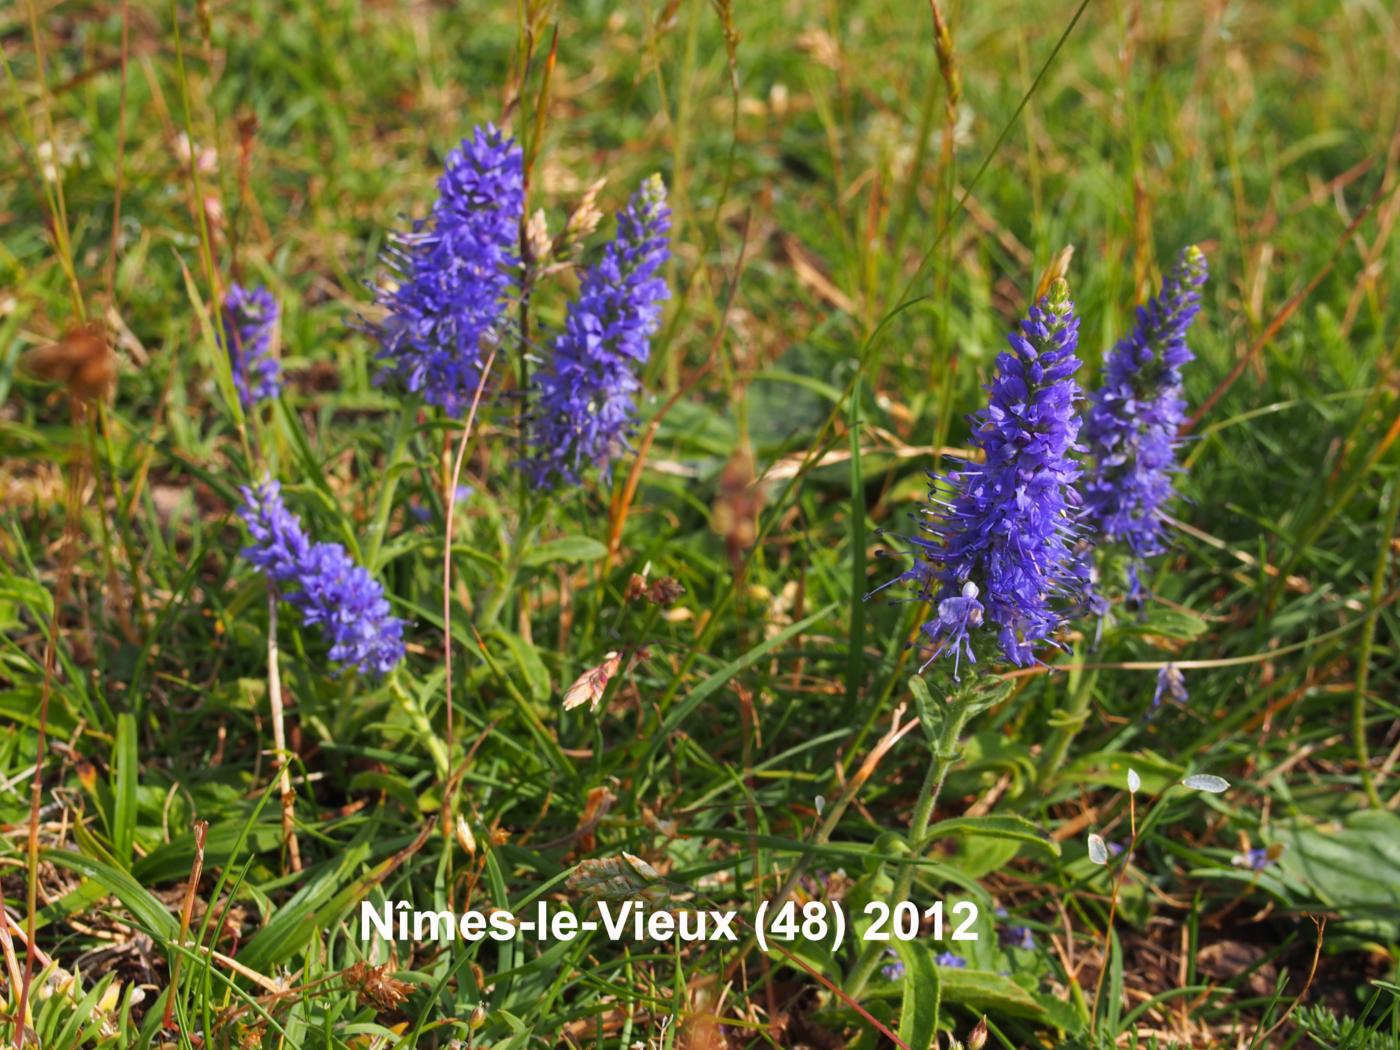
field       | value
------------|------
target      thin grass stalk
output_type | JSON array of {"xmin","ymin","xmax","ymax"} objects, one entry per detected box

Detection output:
[
  {"xmin": 161, "ymin": 819, "xmax": 207, "ymax": 1030},
  {"xmin": 265, "ymin": 593, "xmax": 301, "ymax": 872},
  {"xmin": 442, "ymin": 346, "xmax": 500, "ymax": 851},
  {"xmin": 1036, "ymin": 653, "xmax": 1098, "ymax": 790},
  {"xmin": 928, "ymin": 0, "xmax": 962, "ymax": 474},
  {"xmin": 17, "ymin": 0, "xmax": 83, "ymax": 317},
  {"xmin": 15, "ymin": 405, "xmax": 87, "ymax": 1049},
  {"xmin": 103, "ymin": 0, "xmax": 132, "ymax": 307},
  {"xmin": 1089, "ymin": 779, "xmax": 1139, "ymax": 1035},
  {"xmin": 894, "ymin": 0, "xmax": 1090, "ymax": 318}
]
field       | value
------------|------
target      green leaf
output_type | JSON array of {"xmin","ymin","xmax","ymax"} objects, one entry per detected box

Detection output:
[
  {"xmin": 936, "ymin": 968, "xmax": 1047, "ymax": 1020},
  {"xmin": 1064, "ymin": 750, "xmax": 1180, "ymax": 793},
  {"xmin": 924, "ymin": 814, "xmax": 1060, "ymax": 857},
  {"xmin": 496, "ymin": 628, "xmax": 551, "ymax": 703},
  {"xmin": 1122, "ymin": 603, "xmax": 1209, "ymax": 641},
  {"xmin": 1270, "ymin": 810, "xmax": 1400, "ymax": 938},
  {"xmin": 945, "ymin": 833, "xmax": 1022, "ymax": 880},
  {"xmin": 893, "ymin": 939, "xmax": 941, "ymax": 1049},
  {"xmin": 952, "ymin": 731, "xmax": 1038, "ymax": 798},
  {"xmin": 42, "ymin": 849, "xmax": 179, "ymax": 942},
  {"xmin": 644, "ymin": 604, "xmax": 838, "ymax": 767},
  {"xmin": 521, "ymin": 535, "xmax": 608, "ymax": 567},
  {"xmin": 0, "ymin": 569, "xmax": 53, "ymax": 620},
  {"xmin": 348, "ymin": 770, "xmax": 421, "ymax": 810},
  {"xmin": 237, "ymin": 821, "xmax": 378, "ymax": 970},
  {"xmin": 1105, "ymin": 926, "xmax": 1124, "ymax": 1031},
  {"xmin": 908, "ymin": 675, "xmax": 942, "ymax": 747},
  {"xmin": 0, "ymin": 685, "xmax": 78, "ymax": 738},
  {"xmin": 134, "ymin": 821, "xmax": 284, "ymax": 884},
  {"xmin": 51, "ymin": 971, "xmax": 121, "ymax": 1049},
  {"xmin": 112, "ymin": 713, "xmax": 138, "ymax": 867}
]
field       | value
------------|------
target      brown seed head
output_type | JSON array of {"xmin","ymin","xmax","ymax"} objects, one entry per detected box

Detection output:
[{"xmin": 23, "ymin": 321, "xmax": 116, "ymax": 402}]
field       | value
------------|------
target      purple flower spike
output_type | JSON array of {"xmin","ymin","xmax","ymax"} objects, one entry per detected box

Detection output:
[
  {"xmin": 874, "ymin": 279, "xmax": 1086, "ymax": 669},
  {"xmin": 239, "ymin": 479, "xmax": 406, "ymax": 676},
  {"xmin": 374, "ymin": 125, "xmax": 524, "ymax": 417},
  {"xmin": 1084, "ymin": 247, "xmax": 1207, "ymax": 568},
  {"xmin": 222, "ymin": 284, "xmax": 280, "ymax": 410},
  {"xmin": 934, "ymin": 951, "xmax": 967, "ymax": 969},
  {"xmin": 1153, "ymin": 663, "xmax": 1188, "ymax": 707},
  {"xmin": 525, "ymin": 175, "xmax": 671, "ymax": 488}
]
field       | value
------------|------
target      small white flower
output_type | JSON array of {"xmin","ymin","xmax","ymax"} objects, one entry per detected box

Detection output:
[{"xmin": 1127, "ymin": 768, "xmax": 1141, "ymax": 794}]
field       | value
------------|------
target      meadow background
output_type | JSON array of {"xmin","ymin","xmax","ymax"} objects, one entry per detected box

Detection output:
[{"xmin": 2, "ymin": 0, "xmax": 1399, "ymax": 1047}]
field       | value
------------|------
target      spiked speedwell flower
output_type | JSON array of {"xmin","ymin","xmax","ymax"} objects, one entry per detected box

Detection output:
[
  {"xmin": 374, "ymin": 125, "xmax": 524, "ymax": 416},
  {"xmin": 1083, "ymin": 247, "xmax": 1207, "ymax": 563},
  {"xmin": 1153, "ymin": 663, "xmax": 1188, "ymax": 707},
  {"xmin": 524, "ymin": 175, "xmax": 671, "ymax": 488},
  {"xmin": 222, "ymin": 283, "xmax": 280, "ymax": 410},
  {"xmin": 878, "ymin": 279, "xmax": 1085, "ymax": 671},
  {"xmin": 239, "ymin": 479, "xmax": 405, "ymax": 676}
]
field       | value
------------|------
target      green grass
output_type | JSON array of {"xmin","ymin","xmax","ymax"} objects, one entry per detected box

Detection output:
[{"xmin": 3, "ymin": 0, "xmax": 1399, "ymax": 1047}]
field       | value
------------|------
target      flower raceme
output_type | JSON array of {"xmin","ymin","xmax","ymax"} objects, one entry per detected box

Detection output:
[
  {"xmin": 239, "ymin": 479, "xmax": 405, "ymax": 676},
  {"xmin": 874, "ymin": 279, "xmax": 1085, "ymax": 674},
  {"xmin": 374, "ymin": 124, "xmax": 524, "ymax": 416},
  {"xmin": 222, "ymin": 283, "xmax": 280, "ymax": 411},
  {"xmin": 1153, "ymin": 663, "xmax": 1188, "ymax": 707},
  {"xmin": 524, "ymin": 175, "xmax": 671, "ymax": 489},
  {"xmin": 1083, "ymin": 246, "xmax": 1207, "ymax": 569}
]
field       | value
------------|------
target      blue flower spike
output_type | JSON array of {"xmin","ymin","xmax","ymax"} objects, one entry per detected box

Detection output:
[{"xmin": 239, "ymin": 479, "xmax": 406, "ymax": 676}]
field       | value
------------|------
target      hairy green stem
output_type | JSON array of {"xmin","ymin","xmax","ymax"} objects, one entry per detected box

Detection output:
[
  {"xmin": 1036, "ymin": 657, "xmax": 1097, "ymax": 790},
  {"xmin": 363, "ymin": 409, "xmax": 417, "ymax": 571},
  {"xmin": 1355, "ymin": 479, "xmax": 1398, "ymax": 808},
  {"xmin": 845, "ymin": 699, "xmax": 973, "ymax": 998},
  {"xmin": 478, "ymin": 510, "xmax": 541, "ymax": 634},
  {"xmin": 391, "ymin": 681, "xmax": 450, "ymax": 781}
]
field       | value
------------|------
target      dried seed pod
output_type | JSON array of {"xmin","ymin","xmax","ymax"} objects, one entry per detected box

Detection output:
[
  {"xmin": 24, "ymin": 321, "xmax": 116, "ymax": 402},
  {"xmin": 562, "ymin": 177, "xmax": 607, "ymax": 251},
  {"xmin": 526, "ymin": 207, "xmax": 551, "ymax": 265},
  {"xmin": 646, "ymin": 577, "xmax": 685, "ymax": 606},
  {"xmin": 712, "ymin": 444, "xmax": 761, "ymax": 571}
]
